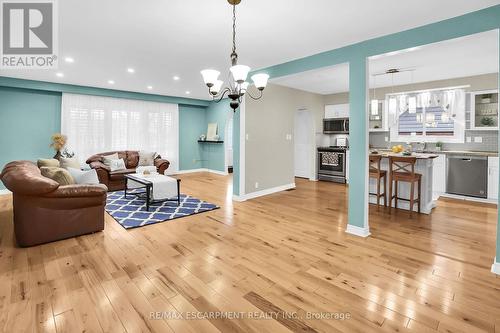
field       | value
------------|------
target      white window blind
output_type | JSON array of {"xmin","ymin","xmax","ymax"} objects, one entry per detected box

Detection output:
[{"xmin": 61, "ymin": 93, "xmax": 179, "ymax": 172}]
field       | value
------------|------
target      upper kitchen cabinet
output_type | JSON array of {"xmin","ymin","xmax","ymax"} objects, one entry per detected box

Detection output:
[
  {"xmin": 369, "ymin": 100, "xmax": 388, "ymax": 132},
  {"xmin": 325, "ymin": 104, "xmax": 349, "ymax": 119},
  {"xmin": 471, "ymin": 90, "xmax": 498, "ymax": 130}
]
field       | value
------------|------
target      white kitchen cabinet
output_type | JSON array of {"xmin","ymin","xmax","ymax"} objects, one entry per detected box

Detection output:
[
  {"xmin": 325, "ymin": 104, "xmax": 349, "ymax": 119},
  {"xmin": 470, "ymin": 90, "xmax": 498, "ymax": 130},
  {"xmin": 488, "ymin": 156, "xmax": 498, "ymax": 200},
  {"xmin": 432, "ymin": 154, "xmax": 446, "ymax": 199}
]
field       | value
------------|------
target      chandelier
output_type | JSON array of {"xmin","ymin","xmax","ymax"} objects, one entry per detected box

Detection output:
[{"xmin": 200, "ymin": 0, "xmax": 269, "ymax": 112}]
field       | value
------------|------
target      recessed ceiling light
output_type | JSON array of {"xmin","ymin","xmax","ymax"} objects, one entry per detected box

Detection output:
[
  {"xmin": 64, "ymin": 57, "xmax": 74, "ymax": 63},
  {"xmin": 108, "ymin": 80, "xmax": 115, "ymax": 85},
  {"xmin": 173, "ymin": 76, "xmax": 180, "ymax": 81},
  {"xmin": 56, "ymin": 72, "xmax": 64, "ymax": 77},
  {"xmin": 185, "ymin": 91, "xmax": 190, "ymax": 95},
  {"xmin": 147, "ymin": 86, "xmax": 153, "ymax": 90},
  {"xmin": 127, "ymin": 68, "xmax": 135, "ymax": 73}
]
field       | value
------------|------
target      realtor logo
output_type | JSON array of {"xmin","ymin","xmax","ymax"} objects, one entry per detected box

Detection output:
[{"xmin": 1, "ymin": 0, "xmax": 58, "ymax": 68}]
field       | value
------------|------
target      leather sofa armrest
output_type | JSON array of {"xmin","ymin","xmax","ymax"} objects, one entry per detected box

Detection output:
[
  {"xmin": 89, "ymin": 161, "xmax": 110, "ymax": 171},
  {"xmin": 89, "ymin": 161, "xmax": 110, "ymax": 185},
  {"xmin": 43, "ymin": 184, "xmax": 108, "ymax": 198},
  {"xmin": 154, "ymin": 158, "xmax": 170, "ymax": 175}
]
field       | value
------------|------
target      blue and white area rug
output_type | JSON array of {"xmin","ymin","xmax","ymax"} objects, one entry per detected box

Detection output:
[{"xmin": 106, "ymin": 191, "xmax": 219, "ymax": 229}]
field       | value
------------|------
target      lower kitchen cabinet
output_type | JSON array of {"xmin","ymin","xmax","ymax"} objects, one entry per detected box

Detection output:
[
  {"xmin": 488, "ymin": 156, "xmax": 499, "ymax": 200},
  {"xmin": 432, "ymin": 154, "xmax": 446, "ymax": 199}
]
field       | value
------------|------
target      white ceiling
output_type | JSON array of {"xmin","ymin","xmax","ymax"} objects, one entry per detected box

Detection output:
[
  {"xmin": 1, "ymin": 0, "xmax": 499, "ymax": 100},
  {"xmin": 273, "ymin": 30, "xmax": 499, "ymax": 94}
]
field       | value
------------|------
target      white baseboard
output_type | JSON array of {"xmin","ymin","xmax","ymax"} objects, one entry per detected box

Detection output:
[
  {"xmin": 0, "ymin": 189, "xmax": 11, "ymax": 196},
  {"xmin": 174, "ymin": 168, "xmax": 228, "ymax": 176},
  {"xmin": 440, "ymin": 193, "xmax": 497, "ymax": 205},
  {"xmin": 492, "ymin": 258, "xmax": 500, "ymax": 275},
  {"xmin": 234, "ymin": 183, "xmax": 296, "ymax": 202},
  {"xmin": 345, "ymin": 224, "xmax": 371, "ymax": 238}
]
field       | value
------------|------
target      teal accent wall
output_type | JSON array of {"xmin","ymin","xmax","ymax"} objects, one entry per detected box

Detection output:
[
  {"xmin": 0, "ymin": 86, "xmax": 62, "ymax": 189},
  {"xmin": 203, "ymin": 99, "xmax": 231, "ymax": 172},
  {"xmin": 233, "ymin": 106, "xmax": 240, "ymax": 196},
  {"xmin": 179, "ymin": 105, "xmax": 206, "ymax": 171},
  {"xmin": 497, "ymin": 30, "xmax": 500, "ymax": 263}
]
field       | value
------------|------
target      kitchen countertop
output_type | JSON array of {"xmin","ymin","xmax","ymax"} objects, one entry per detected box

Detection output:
[
  {"xmin": 370, "ymin": 151, "xmax": 438, "ymax": 159},
  {"xmin": 371, "ymin": 148, "xmax": 498, "ymax": 157}
]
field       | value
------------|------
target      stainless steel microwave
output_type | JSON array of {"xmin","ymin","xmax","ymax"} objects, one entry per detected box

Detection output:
[{"xmin": 323, "ymin": 118, "xmax": 349, "ymax": 134}]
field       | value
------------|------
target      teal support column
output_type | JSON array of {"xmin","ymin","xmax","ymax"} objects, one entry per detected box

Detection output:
[
  {"xmin": 493, "ymin": 29, "xmax": 500, "ymax": 275},
  {"xmin": 233, "ymin": 107, "xmax": 241, "ymax": 197},
  {"xmin": 346, "ymin": 56, "xmax": 370, "ymax": 237}
]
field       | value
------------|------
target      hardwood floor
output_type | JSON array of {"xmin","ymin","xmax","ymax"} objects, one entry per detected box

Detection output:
[{"xmin": 0, "ymin": 172, "xmax": 499, "ymax": 333}]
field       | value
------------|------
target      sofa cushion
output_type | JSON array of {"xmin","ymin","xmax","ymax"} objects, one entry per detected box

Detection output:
[
  {"xmin": 37, "ymin": 158, "xmax": 60, "ymax": 168},
  {"xmin": 60, "ymin": 157, "xmax": 80, "ymax": 169},
  {"xmin": 109, "ymin": 168, "xmax": 136, "ymax": 180},
  {"xmin": 109, "ymin": 158, "xmax": 126, "ymax": 172},
  {"xmin": 102, "ymin": 153, "xmax": 119, "ymax": 166},
  {"xmin": 40, "ymin": 167, "xmax": 75, "ymax": 186},
  {"xmin": 138, "ymin": 151, "xmax": 156, "ymax": 166},
  {"xmin": 67, "ymin": 168, "xmax": 99, "ymax": 185}
]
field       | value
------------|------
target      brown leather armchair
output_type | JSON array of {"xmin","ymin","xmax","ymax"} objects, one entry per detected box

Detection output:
[
  {"xmin": 0, "ymin": 161, "xmax": 107, "ymax": 247},
  {"xmin": 86, "ymin": 151, "xmax": 170, "ymax": 191}
]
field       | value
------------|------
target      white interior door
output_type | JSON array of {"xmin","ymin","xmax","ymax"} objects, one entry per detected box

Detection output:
[{"xmin": 294, "ymin": 109, "xmax": 312, "ymax": 178}]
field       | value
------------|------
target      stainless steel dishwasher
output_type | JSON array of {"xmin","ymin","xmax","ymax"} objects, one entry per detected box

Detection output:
[{"xmin": 446, "ymin": 155, "xmax": 488, "ymax": 198}]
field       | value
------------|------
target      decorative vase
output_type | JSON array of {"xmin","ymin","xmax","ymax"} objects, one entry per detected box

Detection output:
[{"xmin": 53, "ymin": 150, "xmax": 62, "ymax": 160}]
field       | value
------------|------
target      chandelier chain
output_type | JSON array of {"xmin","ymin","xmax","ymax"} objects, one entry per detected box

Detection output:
[{"xmin": 232, "ymin": 3, "xmax": 237, "ymax": 55}]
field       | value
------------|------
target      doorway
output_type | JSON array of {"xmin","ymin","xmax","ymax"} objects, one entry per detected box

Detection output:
[{"xmin": 294, "ymin": 108, "xmax": 313, "ymax": 178}]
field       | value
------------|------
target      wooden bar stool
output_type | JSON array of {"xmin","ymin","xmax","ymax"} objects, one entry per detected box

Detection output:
[
  {"xmin": 369, "ymin": 155, "xmax": 387, "ymax": 207},
  {"xmin": 388, "ymin": 156, "xmax": 422, "ymax": 218}
]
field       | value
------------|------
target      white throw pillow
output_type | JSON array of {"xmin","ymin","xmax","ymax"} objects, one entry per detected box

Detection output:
[
  {"xmin": 138, "ymin": 151, "xmax": 156, "ymax": 166},
  {"xmin": 67, "ymin": 168, "xmax": 99, "ymax": 184},
  {"xmin": 60, "ymin": 157, "xmax": 81, "ymax": 170},
  {"xmin": 110, "ymin": 158, "xmax": 126, "ymax": 172},
  {"xmin": 102, "ymin": 153, "xmax": 119, "ymax": 166}
]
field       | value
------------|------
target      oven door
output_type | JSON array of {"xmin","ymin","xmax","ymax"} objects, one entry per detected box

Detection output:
[{"xmin": 318, "ymin": 150, "xmax": 346, "ymax": 182}]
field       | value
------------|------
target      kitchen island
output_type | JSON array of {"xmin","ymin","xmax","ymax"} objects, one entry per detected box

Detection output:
[{"xmin": 369, "ymin": 152, "xmax": 438, "ymax": 214}]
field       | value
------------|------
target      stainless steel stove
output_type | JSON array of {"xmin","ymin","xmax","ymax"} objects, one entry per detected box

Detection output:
[{"xmin": 317, "ymin": 146, "xmax": 348, "ymax": 183}]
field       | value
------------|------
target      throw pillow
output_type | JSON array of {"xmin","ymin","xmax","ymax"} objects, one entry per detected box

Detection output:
[
  {"xmin": 37, "ymin": 158, "xmax": 60, "ymax": 168},
  {"xmin": 67, "ymin": 168, "xmax": 99, "ymax": 184},
  {"xmin": 102, "ymin": 153, "xmax": 119, "ymax": 166},
  {"xmin": 110, "ymin": 158, "xmax": 126, "ymax": 172},
  {"xmin": 40, "ymin": 167, "xmax": 75, "ymax": 185},
  {"xmin": 138, "ymin": 151, "xmax": 156, "ymax": 166},
  {"xmin": 60, "ymin": 157, "xmax": 81, "ymax": 170}
]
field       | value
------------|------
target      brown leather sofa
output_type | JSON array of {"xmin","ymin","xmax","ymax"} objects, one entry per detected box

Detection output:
[
  {"xmin": 0, "ymin": 161, "xmax": 107, "ymax": 247},
  {"xmin": 86, "ymin": 151, "xmax": 170, "ymax": 191}
]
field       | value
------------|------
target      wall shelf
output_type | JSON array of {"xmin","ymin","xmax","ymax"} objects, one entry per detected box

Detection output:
[{"xmin": 198, "ymin": 140, "xmax": 224, "ymax": 144}]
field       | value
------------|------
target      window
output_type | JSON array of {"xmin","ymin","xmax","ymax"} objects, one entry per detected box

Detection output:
[
  {"xmin": 61, "ymin": 93, "xmax": 179, "ymax": 172},
  {"xmin": 389, "ymin": 88, "xmax": 465, "ymax": 143}
]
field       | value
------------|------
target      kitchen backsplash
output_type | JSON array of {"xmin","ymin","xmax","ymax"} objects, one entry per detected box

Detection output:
[{"xmin": 369, "ymin": 130, "xmax": 498, "ymax": 152}]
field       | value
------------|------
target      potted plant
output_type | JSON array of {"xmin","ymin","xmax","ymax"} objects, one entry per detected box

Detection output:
[
  {"xmin": 435, "ymin": 141, "xmax": 443, "ymax": 152},
  {"xmin": 49, "ymin": 133, "xmax": 67, "ymax": 160}
]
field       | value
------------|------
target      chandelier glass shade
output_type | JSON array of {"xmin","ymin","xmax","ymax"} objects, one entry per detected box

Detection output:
[{"xmin": 200, "ymin": 0, "xmax": 269, "ymax": 111}]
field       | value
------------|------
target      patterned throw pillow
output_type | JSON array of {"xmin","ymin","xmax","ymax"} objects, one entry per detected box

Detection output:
[
  {"xmin": 109, "ymin": 158, "xmax": 126, "ymax": 172},
  {"xmin": 102, "ymin": 153, "xmax": 119, "ymax": 166},
  {"xmin": 138, "ymin": 151, "xmax": 156, "ymax": 166},
  {"xmin": 40, "ymin": 167, "xmax": 75, "ymax": 185}
]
